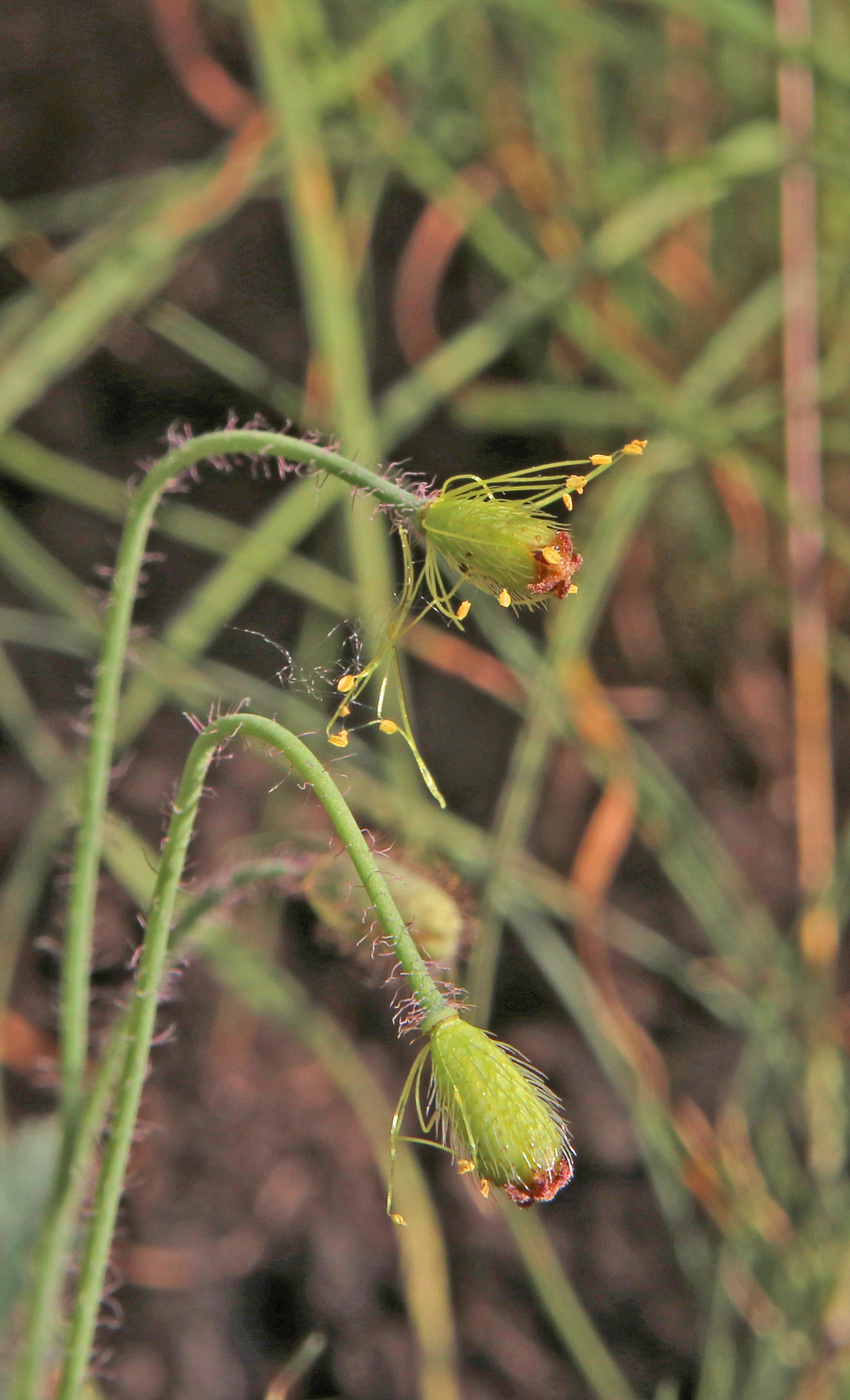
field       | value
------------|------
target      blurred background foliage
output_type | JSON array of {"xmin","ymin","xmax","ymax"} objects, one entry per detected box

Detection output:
[{"xmin": 1, "ymin": 0, "xmax": 850, "ymax": 1396}]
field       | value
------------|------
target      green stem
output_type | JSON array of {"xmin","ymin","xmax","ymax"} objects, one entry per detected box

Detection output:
[
  {"xmin": 60, "ymin": 428, "xmax": 417, "ymax": 1129},
  {"xmin": 8, "ymin": 1029, "xmax": 126, "ymax": 1400},
  {"xmin": 57, "ymin": 712, "xmax": 449, "ymax": 1400},
  {"xmin": 10, "ymin": 860, "xmax": 303, "ymax": 1400}
]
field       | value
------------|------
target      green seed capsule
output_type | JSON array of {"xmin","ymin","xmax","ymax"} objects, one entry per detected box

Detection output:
[{"xmin": 428, "ymin": 1014, "xmax": 573, "ymax": 1205}]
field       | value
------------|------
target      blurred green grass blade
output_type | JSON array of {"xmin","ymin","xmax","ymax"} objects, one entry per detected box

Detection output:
[
  {"xmin": 371, "ymin": 115, "xmax": 789, "ymax": 448},
  {"xmin": 115, "ymin": 475, "xmax": 348, "ymax": 744},
  {"xmin": 0, "ymin": 431, "xmax": 358, "ymax": 616},
  {"xmin": 471, "ymin": 450, "xmax": 673, "ymax": 1012},
  {"xmin": 469, "ymin": 583, "xmax": 781, "ymax": 968},
  {"xmin": 492, "ymin": 0, "xmax": 650, "ymax": 59},
  {"xmin": 501, "ymin": 1204, "xmax": 640, "ymax": 1400},
  {"xmin": 623, "ymin": 730, "xmax": 782, "ymax": 966},
  {"xmin": 589, "ymin": 123, "xmax": 786, "ymax": 272},
  {"xmin": 639, "ymin": 0, "xmax": 850, "ymax": 87},
  {"xmin": 0, "ymin": 1119, "xmax": 61, "ymax": 1351},
  {"xmin": 677, "ymin": 279, "xmax": 783, "ymax": 407},
  {"xmin": 316, "ymin": 0, "xmax": 467, "ymax": 105},
  {"xmin": 0, "ymin": 790, "xmax": 69, "ymax": 1022},
  {"xmin": 9, "ymin": 163, "xmax": 213, "ymax": 237},
  {"xmin": 197, "ymin": 931, "xmax": 463, "ymax": 1400},
  {"xmin": 247, "ymin": 0, "xmax": 414, "ymax": 798},
  {"xmin": 451, "ymin": 275, "xmax": 784, "ymax": 438},
  {"xmin": 377, "ymin": 259, "xmax": 580, "ymax": 448},
  {"xmin": 0, "ymin": 290, "xmax": 52, "ymax": 364},
  {"xmin": 471, "ymin": 458, "xmax": 668, "ymax": 1013},
  {"xmin": 695, "ymin": 1255, "xmax": 739, "ymax": 1400},
  {"xmin": 143, "ymin": 302, "xmax": 305, "ymax": 423},
  {"xmin": 246, "ymin": 0, "xmax": 378, "ymax": 461},
  {"xmin": 0, "ymin": 644, "xmax": 68, "ymax": 782},
  {"xmin": 0, "ymin": 132, "xmax": 271, "ymax": 434},
  {"xmin": 0, "ymin": 500, "xmax": 101, "ymax": 631},
  {"xmin": 0, "ymin": 431, "xmax": 128, "ymax": 517},
  {"xmin": 451, "ymin": 383, "xmax": 644, "ymax": 432},
  {"xmin": 375, "ymin": 110, "xmax": 786, "ymax": 288},
  {"xmin": 0, "ymin": 608, "xmax": 93, "ymax": 657},
  {"xmin": 501, "ymin": 896, "xmax": 713, "ymax": 1292}
]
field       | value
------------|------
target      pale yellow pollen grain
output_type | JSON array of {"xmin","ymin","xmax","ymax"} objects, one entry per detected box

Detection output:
[
  {"xmin": 379, "ymin": 719, "xmax": 398, "ymax": 734},
  {"xmin": 498, "ymin": 588, "xmax": 511, "ymax": 608},
  {"xmin": 568, "ymin": 584, "xmax": 578, "ymax": 594},
  {"xmin": 337, "ymin": 674, "xmax": 356, "ymax": 693},
  {"xmin": 589, "ymin": 453, "xmax": 613, "ymax": 467},
  {"xmin": 457, "ymin": 599, "xmax": 471, "ymax": 621},
  {"xmin": 622, "ymin": 438, "xmax": 647, "ymax": 455},
  {"xmin": 328, "ymin": 730, "xmax": 349, "ymax": 748},
  {"xmin": 391, "ymin": 1213, "xmax": 408, "ymax": 1227},
  {"xmin": 541, "ymin": 546, "xmax": 561, "ymax": 566}
]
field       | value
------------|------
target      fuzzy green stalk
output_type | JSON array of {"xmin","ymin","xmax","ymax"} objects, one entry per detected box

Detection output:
[
  {"xmin": 57, "ymin": 712, "xmax": 451, "ymax": 1400},
  {"xmin": 9, "ymin": 1029, "xmax": 127, "ymax": 1400},
  {"xmin": 10, "ymin": 851, "xmax": 309, "ymax": 1400},
  {"xmin": 60, "ymin": 428, "xmax": 419, "ymax": 1132}
]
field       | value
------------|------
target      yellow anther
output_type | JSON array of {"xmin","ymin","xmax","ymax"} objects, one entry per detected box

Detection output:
[
  {"xmin": 542, "ymin": 546, "xmax": 561, "ymax": 566},
  {"xmin": 479, "ymin": 1178, "xmax": 491, "ymax": 1199},
  {"xmin": 568, "ymin": 584, "xmax": 578, "ymax": 595},
  {"xmin": 340, "ymin": 704, "xmax": 351, "ymax": 717},
  {"xmin": 498, "ymin": 588, "xmax": 511, "ymax": 608},
  {"xmin": 457, "ymin": 599, "xmax": 471, "ymax": 621},
  {"xmin": 564, "ymin": 474, "xmax": 586, "ymax": 494},
  {"xmin": 328, "ymin": 730, "xmax": 349, "ymax": 748},
  {"xmin": 458, "ymin": 1159, "xmax": 476, "ymax": 1175},
  {"xmin": 379, "ymin": 719, "xmax": 398, "ymax": 734},
  {"xmin": 622, "ymin": 439, "xmax": 647, "ymax": 455},
  {"xmin": 391, "ymin": 1213, "xmax": 408, "ymax": 1227},
  {"xmin": 563, "ymin": 492, "xmax": 573, "ymax": 510},
  {"xmin": 589, "ymin": 453, "xmax": 613, "ymax": 467},
  {"xmin": 337, "ymin": 674, "xmax": 356, "ymax": 693}
]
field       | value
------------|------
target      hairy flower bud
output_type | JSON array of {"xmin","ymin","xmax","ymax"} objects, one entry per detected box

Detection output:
[
  {"xmin": 302, "ymin": 850, "xmax": 464, "ymax": 967},
  {"xmin": 427, "ymin": 1013, "xmax": 573, "ymax": 1205},
  {"xmin": 419, "ymin": 493, "xmax": 582, "ymax": 608}
]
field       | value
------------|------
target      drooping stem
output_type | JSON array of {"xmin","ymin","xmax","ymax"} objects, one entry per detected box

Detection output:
[
  {"xmin": 56, "ymin": 711, "xmax": 450, "ymax": 1400},
  {"xmin": 60, "ymin": 428, "xmax": 419, "ymax": 1132},
  {"xmin": 9, "ymin": 1027, "xmax": 127, "ymax": 1400},
  {"xmin": 12, "ymin": 851, "xmax": 320, "ymax": 1400}
]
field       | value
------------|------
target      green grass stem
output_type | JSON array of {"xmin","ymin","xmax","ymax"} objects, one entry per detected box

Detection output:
[{"xmin": 501, "ymin": 1204, "xmax": 640, "ymax": 1400}]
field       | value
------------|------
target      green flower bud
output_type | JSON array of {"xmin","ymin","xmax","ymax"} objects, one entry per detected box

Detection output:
[
  {"xmin": 427, "ymin": 1013, "xmax": 573, "ymax": 1204},
  {"xmin": 419, "ymin": 493, "xmax": 582, "ymax": 608},
  {"xmin": 302, "ymin": 850, "xmax": 463, "ymax": 967}
]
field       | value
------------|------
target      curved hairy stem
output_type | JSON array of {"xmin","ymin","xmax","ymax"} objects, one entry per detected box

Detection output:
[
  {"xmin": 56, "ymin": 711, "xmax": 450, "ymax": 1400},
  {"xmin": 60, "ymin": 428, "xmax": 418, "ymax": 1131}
]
